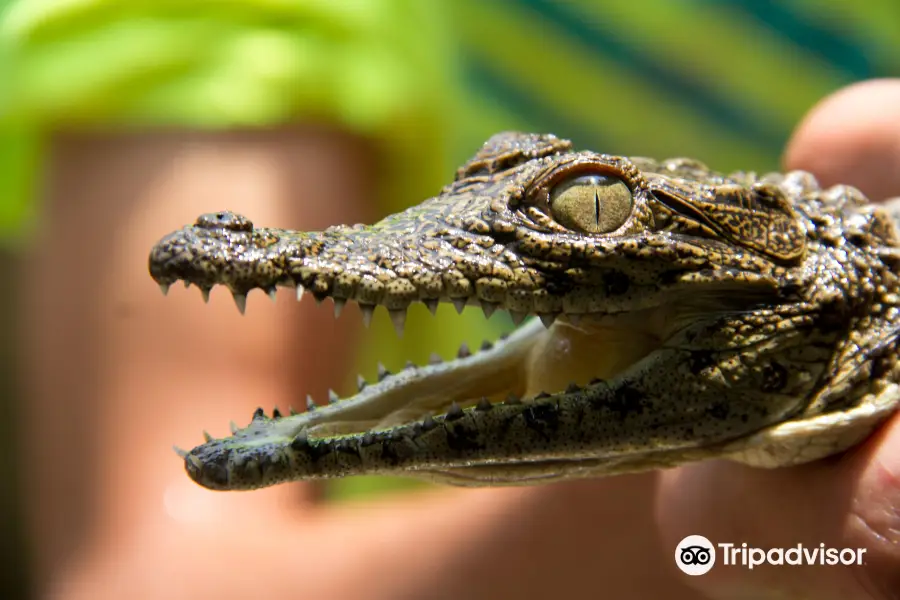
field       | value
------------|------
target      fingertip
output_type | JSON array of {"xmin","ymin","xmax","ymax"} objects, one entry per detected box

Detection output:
[
  {"xmin": 842, "ymin": 414, "xmax": 900, "ymax": 597},
  {"xmin": 783, "ymin": 78, "xmax": 900, "ymax": 201}
]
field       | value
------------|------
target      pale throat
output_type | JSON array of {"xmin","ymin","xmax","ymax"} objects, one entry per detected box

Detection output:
[{"xmin": 524, "ymin": 317, "xmax": 662, "ymax": 397}]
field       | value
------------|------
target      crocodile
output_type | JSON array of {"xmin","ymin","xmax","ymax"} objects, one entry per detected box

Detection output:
[{"xmin": 149, "ymin": 132, "xmax": 900, "ymax": 491}]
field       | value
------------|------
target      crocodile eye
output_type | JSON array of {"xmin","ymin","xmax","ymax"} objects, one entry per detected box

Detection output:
[{"xmin": 549, "ymin": 174, "xmax": 633, "ymax": 233}]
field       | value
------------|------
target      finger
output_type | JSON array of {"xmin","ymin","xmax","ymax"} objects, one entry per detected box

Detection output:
[{"xmin": 783, "ymin": 78, "xmax": 900, "ymax": 201}]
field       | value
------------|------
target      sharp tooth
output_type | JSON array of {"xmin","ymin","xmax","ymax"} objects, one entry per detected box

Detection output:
[
  {"xmin": 429, "ymin": 352, "xmax": 442, "ymax": 365},
  {"xmin": 457, "ymin": 343, "xmax": 471, "ymax": 358},
  {"xmin": 296, "ymin": 284, "xmax": 305, "ymax": 302},
  {"xmin": 306, "ymin": 394, "xmax": 317, "ymax": 411},
  {"xmin": 183, "ymin": 281, "xmax": 191, "ymax": 289},
  {"xmin": 232, "ymin": 292, "xmax": 247, "ymax": 314},
  {"xmin": 509, "ymin": 311, "xmax": 528, "ymax": 325},
  {"xmin": 272, "ymin": 407, "xmax": 282, "ymax": 419},
  {"xmin": 229, "ymin": 421, "xmax": 239, "ymax": 434},
  {"xmin": 422, "ymin": 415, "xmax": 437, "ymax": 431},
  {"xmin": 333, "ymin": 298, "xmax": 346, "ymax": 318},
  {"xmin": 173, "ymin": 445, "xmax": 188, "ymax": 458},
  {"xmin": 480, "ymin": 340, "xmax": 493, "ymax": 351},
  {"xmin": 405, "ymin": 360, "xmax": 416, "ymax": 370},
  {"xmin": 267, "ymin": 287, "xmax": 277, "ymax": 303},
  {"xmin": 480, "ymin": 301, "xmax": 497, "ymax": 319},
  {"xmin": 377, "ymin": 363, "xmax": 390, "ymax": 381},
  {"xmin": 290, "ymin": 431, "xmax": 309, "ymax": 449},
  {"xmin": 158, "ymin": 283, "xmax": 170, "ymax": 296},
  {"xmin": 452, "ymin": 299, "xmax": 466, "ymax": 314},
  {"xmin": 331, "ymin": 438, "xmax": 347, "ymax": 452},
  {"xmin": 539, "ymin": 313, "xmax": 557, "ymax": 328},
  {"xmin": 423, "ymin": 299, "xmax": 439, "ymax": 315},
  {"xmin": 360, "ymin": 304, "xmax": 375, "ymax": 328},
  {"xmin": 252, "ymin": 407, "xmax": 266, "ymax": 421},
  {"xmin": 389, "ymin": 309, "xmax": 407, "ymax": 337},
  {"xmin": 446, "ymin": 402, "xmax": 464, "ymax": 420},
  {"xmin": 202, "ymin": 430, "xmax": 213, "ymax": 442},
  {"xmin": 200, "ymin": 287, "xmax": 211, "ymax": 303},
  {"xmin": 505, "ymin": 393, "xmax": 521, "ymax": 405},
  {"xmin": 328, "ymin": 389, "xmax": 339, "ymax": 404},
  {"xmin": 476, "ymin": 397, "xmax": 493, "ymax": 411}
]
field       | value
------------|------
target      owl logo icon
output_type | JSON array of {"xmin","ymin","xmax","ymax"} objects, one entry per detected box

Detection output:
[{"xmin": 675, "ymin": 535, "xmax": 716, "ymax": 575}]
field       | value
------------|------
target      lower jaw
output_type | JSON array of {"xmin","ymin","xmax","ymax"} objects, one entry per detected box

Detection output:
[{"xmin": 179, "ymin": 305, "xmax": 668, "ymax": 490}]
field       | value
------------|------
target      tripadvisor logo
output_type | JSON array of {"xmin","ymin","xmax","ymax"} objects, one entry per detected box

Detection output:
[
  {"xmin": 675, "ymin": 536, "xmax": 867, "ymax": 575},
  {"xmin": 676, "ymin": 535, "xmax": 716, "ymax": 576}
]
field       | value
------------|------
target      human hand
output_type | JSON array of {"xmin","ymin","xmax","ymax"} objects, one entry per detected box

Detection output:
[{"xmin": 657, "ymin": 78, "xmax": 900, "ymax": 599}]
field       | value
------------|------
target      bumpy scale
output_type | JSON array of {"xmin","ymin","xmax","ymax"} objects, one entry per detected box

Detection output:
[{"xmin": 149, "ymin": 132, "xmax": 900, "ymax": 490}]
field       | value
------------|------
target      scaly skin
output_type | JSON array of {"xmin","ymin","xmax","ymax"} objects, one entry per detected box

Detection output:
[{"xmin": 149, "ymin": 132, "xmax": 900, "ymax": 491}]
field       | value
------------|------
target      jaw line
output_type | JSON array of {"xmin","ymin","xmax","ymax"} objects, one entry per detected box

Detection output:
[
  {"xmin": 255, "ymin": 306, "xmax": 664, "ymax": 441},
  {"xmin": 176, "ymin": 294, "xmax": 675, "ymax": 489},
  {"xmin": 172, "ymin": 277, "xmax": 675, "ymax": 475},
  {"xmin": 286, "ymin": 316, "xmax": 545, "ymax": 438}
]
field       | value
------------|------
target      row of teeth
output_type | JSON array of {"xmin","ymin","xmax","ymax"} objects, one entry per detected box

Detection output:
[
  {"xmin": 191, "ymin": 372, "xmax": 592, "ymax": 448},
  {"xmin": 158, "ymin": 281, "xmax": 568, "ymax": 335},
  {"xmin": 178, "ymin": 336, "xmax": 535, "ymax": 450},
  {"xmin": 254, "ymin": 340, "xmax": 495, "ymax": 422}
]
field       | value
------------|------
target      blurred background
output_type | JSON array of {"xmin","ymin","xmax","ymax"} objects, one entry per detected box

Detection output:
[{"xmin": 0, "ymin": 0, "xmax": 898, "ymax": 598}]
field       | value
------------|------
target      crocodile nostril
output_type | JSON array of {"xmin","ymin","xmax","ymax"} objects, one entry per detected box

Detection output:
[{"xmin": 195, "ymin": 211, "xmax": 254, "ymax": 232}]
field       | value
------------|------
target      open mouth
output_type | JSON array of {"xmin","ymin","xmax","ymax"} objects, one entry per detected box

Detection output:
[
  {"xmin": 147, "ymin": 127, "xmax": 810, "ymax": 491},
  {"xmin": 162, "ymin": 271, "xmax": 667, "ymax": 490},
  {"xmin": 148, "ymin": 203, "xmax": 701, "ymax": 491}
]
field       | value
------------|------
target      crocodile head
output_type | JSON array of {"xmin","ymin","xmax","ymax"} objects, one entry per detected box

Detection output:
[{"xmin": 149, "ymin": 132, "xmax": 900, "ymax": 490}]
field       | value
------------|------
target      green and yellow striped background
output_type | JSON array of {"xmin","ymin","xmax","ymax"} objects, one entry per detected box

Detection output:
[{"xmin": 451, "ymin": 0, "xmax": 900, "ymax": 173}]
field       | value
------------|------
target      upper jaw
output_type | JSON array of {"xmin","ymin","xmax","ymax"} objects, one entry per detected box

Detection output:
[
  {"xmin": 148, "ymin": 210, "xmax": 623, "ymax": 324},
  {"xmin": 148, "ymin": 208, "xmax": 781, "ymax": 331}
]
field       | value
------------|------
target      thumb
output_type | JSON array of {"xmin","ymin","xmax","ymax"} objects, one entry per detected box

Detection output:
[{"xmin": 783, "ymin": 78, "xmax": 900, "ymax": 201}]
